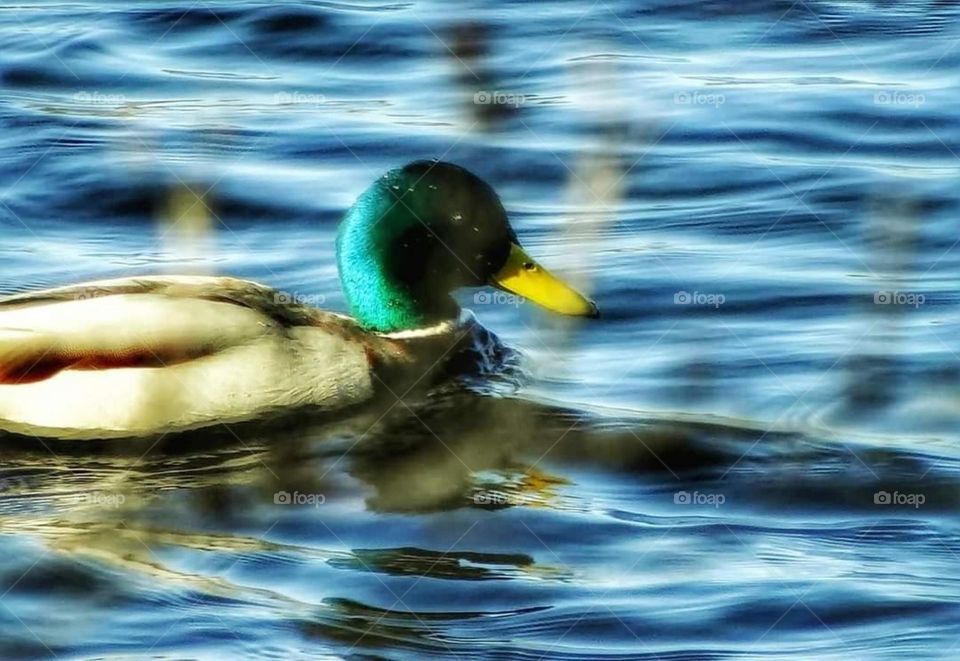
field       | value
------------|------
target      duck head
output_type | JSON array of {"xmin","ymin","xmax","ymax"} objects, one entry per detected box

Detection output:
[{"xmin": 336, "ymin": 161, "xmax": 599, "ymax": 333}]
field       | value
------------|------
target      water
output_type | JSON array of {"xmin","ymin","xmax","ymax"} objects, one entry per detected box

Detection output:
[{"xmin": 1, "ymin": 0, "xmax": 959, "ymax": 658}]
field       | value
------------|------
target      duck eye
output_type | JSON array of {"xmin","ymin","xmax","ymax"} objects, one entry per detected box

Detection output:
[{"xmin": 523, "ymin": 262, "xmax": 536, "ymax": 271}]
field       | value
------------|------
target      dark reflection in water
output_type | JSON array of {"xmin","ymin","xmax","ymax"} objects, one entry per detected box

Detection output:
[{"xmin": 2, "ymin": 387, "xmax": 959, "ymax": 656}]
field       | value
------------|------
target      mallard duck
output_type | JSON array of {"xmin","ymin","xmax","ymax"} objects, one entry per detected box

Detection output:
[{"xmin": 0, "ymin": 161, "xmax": 598, "ymax": 439}]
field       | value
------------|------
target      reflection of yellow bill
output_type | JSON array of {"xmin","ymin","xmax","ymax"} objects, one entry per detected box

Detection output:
[{"xmin": 490, "ymin": 243, "xmax": 599, "ymax": 318}]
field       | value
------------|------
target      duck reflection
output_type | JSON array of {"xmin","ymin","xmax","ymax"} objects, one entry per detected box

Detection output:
[
  {"xmin": 0, "ymin": 391, "xmax": 634, "ymax": 651},
  {"xmin": 0, "ymin": 387, "xmax": 740, "ymax": 525},
  {"xmin": 4, "ymin": 387, "xmax": 951, "ymax": 654}
]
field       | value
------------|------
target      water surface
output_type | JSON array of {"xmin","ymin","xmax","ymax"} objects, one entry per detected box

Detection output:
[{"xmin": 1, "ymin": 1, "xmax": 959, "ymax": 658}]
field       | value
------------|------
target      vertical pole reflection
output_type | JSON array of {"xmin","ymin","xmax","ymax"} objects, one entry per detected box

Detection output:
[{"xmin": 844, "ymin": 192, "xmax": 923, "ymax": 413}]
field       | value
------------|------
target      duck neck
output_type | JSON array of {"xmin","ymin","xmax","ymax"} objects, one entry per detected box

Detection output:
[
  {"xmin": 336, "ymin": 199, "xmax": 461, "ymax": 333},
  {"xmin": 342, "ymin": 271, "xmax": 460, "ymax": 333}
]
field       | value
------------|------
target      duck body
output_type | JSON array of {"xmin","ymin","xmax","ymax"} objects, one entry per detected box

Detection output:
[
  {"xmin": 0, "ymin": 161, "xmax": 597, "ymax": 439},
  {"xmin": 0, "ymin": 275, "xmax": 455, "ymax": 439}
]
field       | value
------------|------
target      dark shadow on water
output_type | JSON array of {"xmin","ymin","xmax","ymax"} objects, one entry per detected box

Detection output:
[
  {"xmin": 2, "ymin": 382, "xmax": 957, "ymax": 529},
  {"xmin": 1, "ymin": 388, "xmax": 958, "ymax": 656}
]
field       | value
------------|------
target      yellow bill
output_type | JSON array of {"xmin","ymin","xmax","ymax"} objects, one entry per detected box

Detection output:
[{"xmin": 490, "ymin": 243, "xmax": 599, "ymax": 318}]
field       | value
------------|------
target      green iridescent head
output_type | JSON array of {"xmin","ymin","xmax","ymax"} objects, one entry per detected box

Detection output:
[{"xmin": 336, "ymin": 161, "xmax": 598, "ymax": 333}]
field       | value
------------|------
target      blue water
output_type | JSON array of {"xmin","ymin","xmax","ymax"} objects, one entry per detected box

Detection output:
[{"xmin": 1, "ymin": 0, "xmax": 959, "ymax": 658}]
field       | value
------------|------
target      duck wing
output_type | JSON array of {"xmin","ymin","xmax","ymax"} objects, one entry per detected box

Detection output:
[{"xmin": 0, "ymin": 275, "xmax": 370, "ymax": 385}]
